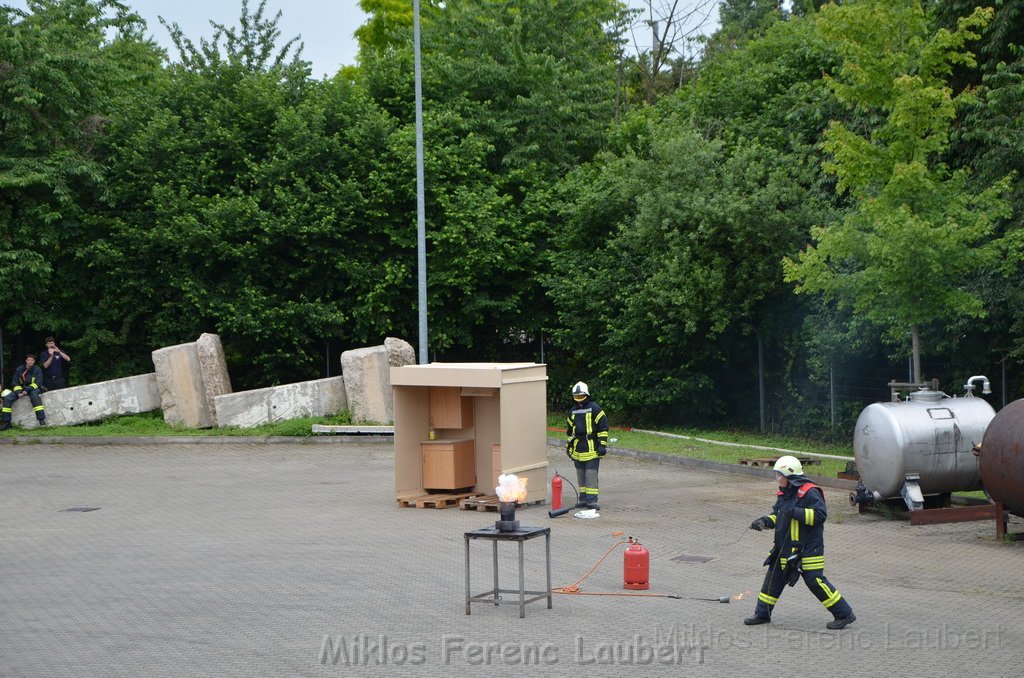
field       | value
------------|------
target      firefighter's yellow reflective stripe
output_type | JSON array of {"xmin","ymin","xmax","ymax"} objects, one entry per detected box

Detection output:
[
  {"xmin": 33, "ymin": 405, "xmax": 45, "ymax": 412},
  {"xmin": 815, "ymin": 578, "xmax": 842, "ymax": 607},
  {"xmin": 1, "ymin": 408, "xmax": 11, "ymax": 414},
  {"xmin": 570, "ymin": 451, "xmax": 599, "ymax": 461},
  {"xmin": 768, "ymin": 515, "xmax": 777, "ymax": 525},
  {"xmin": 1, "ymin": 389, "xmax": 10, "ymax": 397},
  {"xmin": 805, "ymin": 508, "xmax": 814, "ymax": 525},
  {"xmin": 758, "ymin": 592, "xmax": 778, "ymax": 605},
  {"xmin": 13, "ymin": 386, "xmax": 23, "ymax": 392},
  {"xmin": 790, "ymin": 519, "xmax": 799, "ymax": 541},
  {"xmin": 802, "ymin": 556, "xmax": 825, "ymax": 571}
]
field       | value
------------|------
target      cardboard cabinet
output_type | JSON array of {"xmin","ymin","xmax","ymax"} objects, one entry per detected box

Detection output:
[
  {"xmin": 392, "ymin": 363, "xmax": 548, "ymax": 503},
  {"xmin": 422, "ymin": 439, "xmax": 475, "ymax": 490}
]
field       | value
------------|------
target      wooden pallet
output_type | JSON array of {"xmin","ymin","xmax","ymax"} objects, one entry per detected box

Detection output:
[
  {"xmin": 459, "ymin": 495, "xmax": 545, "ymax": 512},
  {"xmin": 738, "ymin": 457, "xmax": 820, "ymax": 468},
  {"xmin": 396, "ymin": 492, "xmax": 476, "ymax": 509}
]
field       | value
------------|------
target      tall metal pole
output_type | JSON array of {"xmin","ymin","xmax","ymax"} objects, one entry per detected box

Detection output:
[
  {"xmin": 413, "ymin": 0, "xmax": 428, "ymax": 364},
  {"xmin": 830, "ymin": 366, "xmax": 835, "ymax": 430},
  {"xmin": 757, "ymin": 334, "xmax": 765, "ymax": 433}
]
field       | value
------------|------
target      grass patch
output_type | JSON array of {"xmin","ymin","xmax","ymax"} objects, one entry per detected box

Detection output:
[
  {"xmin": 0, "ymin": 410, "xmax": 355, "ymax": 438},
  {"xmin": 548, "ymin": 414, "xmax": 854, "ymax": 479}
]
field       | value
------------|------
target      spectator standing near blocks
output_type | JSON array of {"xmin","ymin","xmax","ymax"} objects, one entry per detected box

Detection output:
[{"xmin": 40, "ymin": 336, "xmax": 71, "ymax": 390}]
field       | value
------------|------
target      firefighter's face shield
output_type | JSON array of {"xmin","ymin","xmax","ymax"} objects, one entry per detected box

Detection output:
[{"xmin": 573, "ymin": 394, "xmax": 587, "ymax": 403}]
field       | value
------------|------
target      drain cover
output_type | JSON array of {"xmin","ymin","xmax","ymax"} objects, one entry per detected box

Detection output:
[
  {"xmin": 671, "ymin": 554, "xmax": 713, "ymax": 563},
  {"xmin": 60, "ymin": 507, "xmax": 101, "ymax": 512}
]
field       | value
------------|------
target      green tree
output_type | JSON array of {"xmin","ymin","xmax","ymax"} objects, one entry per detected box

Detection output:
[
  {"xmin": 0, "ymin": 0, "xmax": 161, "ymax": 342},
  {"xmin": 549, "ymin": 120, "xmax": 820, "ymax": 420},
  {"xmin": 782, "ymin": 0, "xmax": 1016, "ymax": 384},
  {"xmin": 356, "ymin": 0, "xmax": 440, "ymax": 56},
  {"xmin": 78, "ymin": 3, "xmax": 405, "ymax": 386},
  {"xmin": 702, "ymin": 0, "xmax": 783, "ymax": 56},
  {"xmin": 357, "ymin": 0, "xmax": 625, "ymax": 358}
]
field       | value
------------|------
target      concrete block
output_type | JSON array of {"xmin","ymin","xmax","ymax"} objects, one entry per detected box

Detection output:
[
  {"xmin": 152, "ymin": 334, "xmax": 231, "ymax": 428},
  {"xmin": 214, "ymin": 376, "xmax": 347, "ymax": 428},
  {"xmin": 340, "ymin": 345, "xmax": 392, "ymax": 424},
  {"xmin": 10, "ymin": 373, "xmax": 160, "ymax": 428},
  {"xmin": 385, "ymin": 337, "xmax": 416, "ymax": 367},
  {"xmin": 197, "ymin": 332, "xmax": 232, "ymax": 408}
]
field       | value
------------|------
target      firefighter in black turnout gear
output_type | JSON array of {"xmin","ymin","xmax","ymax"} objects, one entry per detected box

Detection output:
[
  {"xmin": 565, "ymin": 381, "xmax": 609, "ymax": 510},
  {"xmin": 745, "ymin": 455, "xmax": 856, "ymax": 630},
  {"xmin": 1, "ymin": 354, "xmax": 47, "ymax": 430}
]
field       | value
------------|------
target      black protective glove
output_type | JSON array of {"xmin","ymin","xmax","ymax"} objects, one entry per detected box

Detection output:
[
  {"xmin": 785, "ymin": 552, "xmax": 802, "ymax": 587},
  {"xmin": 762, "ymin": 553, "xmax": 776, "ymax": 567},
  {"xmin": 565, "ymin": 443, "xmax": 573, "ymax": 459},
  {"xmin": 749, "ymin": 516, "xmax": 773, "ymax": 531},
  {"xmin": 597, "ymin": 444, "xmax": 607, "ymax": 457}
]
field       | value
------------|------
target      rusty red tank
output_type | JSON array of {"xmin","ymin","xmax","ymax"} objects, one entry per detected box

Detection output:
[{"xmin": 979, "ymin": 398, "xmax": 1024, "ymax": 516}]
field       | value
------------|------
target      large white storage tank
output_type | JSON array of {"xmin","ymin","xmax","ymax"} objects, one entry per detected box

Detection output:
[{"xmin": 852, "ymin": 384, "xmax": 995, "ymax": 510}]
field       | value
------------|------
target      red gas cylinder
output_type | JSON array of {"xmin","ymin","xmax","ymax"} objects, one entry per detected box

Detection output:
[
  {"xmin": 551, "ymin": 474, "xmax": 563, "ymax": 511},
  {"xmin": 623, "ymin": 538, "xmax": 650, "ymax": 590}
]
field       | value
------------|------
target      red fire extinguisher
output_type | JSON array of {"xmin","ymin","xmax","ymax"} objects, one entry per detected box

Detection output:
[
  {"xmin": 623, "ymin": 537, "xmax": 650, "ymax": 590},
  {"xmin": 551, "ymin": 473, "xmax": 563, "ymax": 511}
]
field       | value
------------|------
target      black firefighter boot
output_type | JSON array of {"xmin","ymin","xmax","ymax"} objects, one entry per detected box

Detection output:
[{"xmin": 826, "ymin": 613, "xmax": 857, "ymax": 630}]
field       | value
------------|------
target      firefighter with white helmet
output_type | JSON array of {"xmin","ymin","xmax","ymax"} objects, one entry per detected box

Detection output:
[
  {"xmin": 745, "ymin": 455, "xmax": 856, "ymax": 630},
  {"xmin": 565, "ymin": 381, "xmax": 610, "ymax": 510}
]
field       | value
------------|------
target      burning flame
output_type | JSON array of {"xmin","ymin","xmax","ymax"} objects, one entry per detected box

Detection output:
[
  {"xmin": 732, "ymin": 590, "xmax": 753, "ymax": 601},
  {"xmin": 496, "ymin": 474, "xmax": 529, "ymax": 503}
]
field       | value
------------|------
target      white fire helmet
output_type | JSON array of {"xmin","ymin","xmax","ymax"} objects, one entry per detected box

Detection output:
[
  {"xmin": 773, "ymin": 455, "xmax": 804, "ymax": 477},
  {"xmin": 572, "ymin": 381, "xmax": 589, "ymax": 400}
]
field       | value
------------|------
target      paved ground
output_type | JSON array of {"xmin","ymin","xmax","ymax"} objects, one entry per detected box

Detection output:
[{"xmin": 2, "ymin": 438, "xmax": 1023, "ymax": 678}]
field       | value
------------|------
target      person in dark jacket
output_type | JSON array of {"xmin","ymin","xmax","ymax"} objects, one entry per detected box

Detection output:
[
  {"xmin": 745, "ymin": 455, "xmax": 856, "ymax": 629},
  {"xmin": 40, "ymin": 336, "xmax": 71, "ymax": 390},
  {"xmin": 565, "ymin": 381, "xmax": 609, "ymax": 510},
  {"xmin": 1, "ymin": 354, "xmax": 47, "ymax": 430}
]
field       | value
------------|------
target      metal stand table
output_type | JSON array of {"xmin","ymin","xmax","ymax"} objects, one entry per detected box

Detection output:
[{"xmin": 464, "ymin": 525, "xmax": 551, "ymax": 618}]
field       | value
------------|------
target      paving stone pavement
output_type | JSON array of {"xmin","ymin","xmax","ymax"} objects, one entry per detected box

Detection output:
[{"xmin": 1, "ymin": 438, "xmax": 1023, "ymax": 678}]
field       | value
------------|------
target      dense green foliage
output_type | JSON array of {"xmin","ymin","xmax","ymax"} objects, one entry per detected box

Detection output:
[{"xmin": 2, "ymin": 0, "xmax": 1022, "ymax": 437}]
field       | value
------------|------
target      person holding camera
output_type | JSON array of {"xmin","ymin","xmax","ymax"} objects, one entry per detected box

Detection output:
[{"xmin": 41, "ymin": 336, "xmax": 71, "ymax": 390}]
